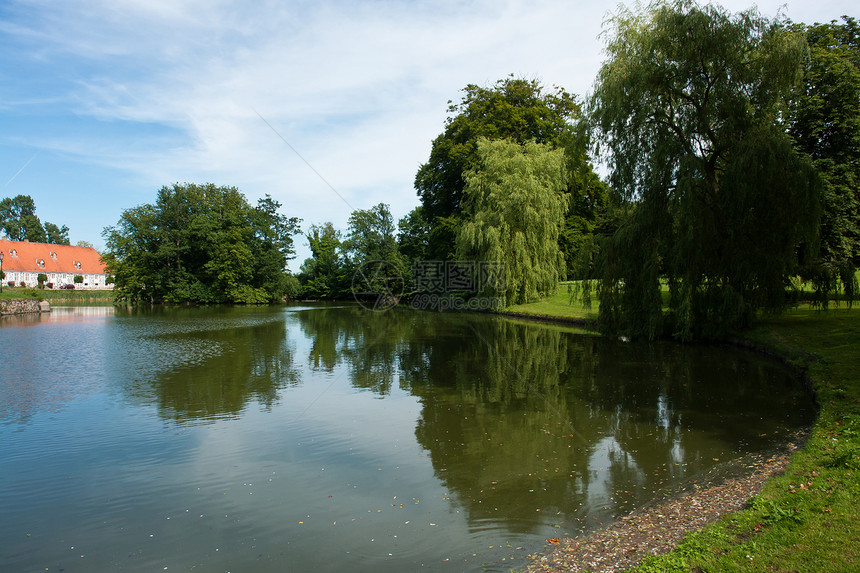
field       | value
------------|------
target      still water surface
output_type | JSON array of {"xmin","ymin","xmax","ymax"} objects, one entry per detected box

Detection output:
[{"xmin": 0, "ymin": 305, "xmax": 813, "ymax": 572}]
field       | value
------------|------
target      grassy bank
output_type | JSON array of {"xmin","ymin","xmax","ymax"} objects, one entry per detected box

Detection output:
[
  {"xmin": 505, "ymin": 282, "xmax": 599, "ymax": 322},
  {"xmin": 38, "ymin": 288, "xmax": 116, "ymax": 303},
  {"xmin": 0, "ymin": 287, "xmax": 40, "ymax": 300},
  {"xmin": 0, "ymin": 287, "xmax": 115, "ymax": 303},
  {"xmin": 508, "ymin": 293, "xmax": 859, "ymax": 572}
]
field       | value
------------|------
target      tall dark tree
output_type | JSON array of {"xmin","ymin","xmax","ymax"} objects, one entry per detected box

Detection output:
[
  {"xmin": 590, "ymin": 0, "xmax": 820, "ymax": 340},
  {"xmin": 789, "ymin": 16, "xmax": 860, "ymax": 304},
  {"xmin": 415, "ymin": 76, "xmax": 603, "ymax": 262}
]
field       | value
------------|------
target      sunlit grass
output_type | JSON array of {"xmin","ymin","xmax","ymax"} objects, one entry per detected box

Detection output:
[
  {"xmin": 0, "ymin": 286, "xmax": 116, "ymax": 302},
  {"xmin": 504, "ymin": 281, "xmax": 599, "ymax": 322},
  {"xmin": 0, "ymin": 286, "xmax": 40, "ymax": 300}
]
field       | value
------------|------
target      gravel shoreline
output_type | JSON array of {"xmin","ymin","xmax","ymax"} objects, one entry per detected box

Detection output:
[{"xmin": 524, "ymin": 435, "xmax": 806, "ymax": 573}]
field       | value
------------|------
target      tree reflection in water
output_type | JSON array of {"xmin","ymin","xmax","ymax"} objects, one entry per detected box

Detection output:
[
  {"xmin": 291, "ymin": 307, "xmax": 813, "ymax": 534},
  {"xmin": 113, "ymin": 306, "xmax": 300, "ymax": 423}
]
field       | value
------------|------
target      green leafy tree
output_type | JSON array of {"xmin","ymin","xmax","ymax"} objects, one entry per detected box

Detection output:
[
  {"xmin": 590, "ymin": 0, "xmax": 820, "ymax": 340},
  {"xmin": 45, "ymin": 222, "xmax": 70, "ymax": 245},
  {"xmin": 102, "ymin": 183, "xmax": 300, "ymax": 303},
  {"xmin": 298, "ymin": 223, "xmax": 344, "ymax": 299},
  {"xmin": 397, "ymin": 206, "xmax": 431, "ymax": 292},
  {"xmin": 37, "ymin": 273, "xmax": 47, "ymax": 287},
  {"xmin": 20, "ymin": 214, "xmax": 46, "ymax": 243},
  {"xmin": 343, "ymin": 203, "xmax": 407, "ymax": 303},
  {"xmin": 456, "ymin": 138, "xmax": 568, "ymax": 306},
  {"xmin": 101, "ymin": 204, "xmax": 159, "ymax": 301},
  {"xmin": 251, "ymin": 195, "xmax": 302, "ymax": 299},
  {"xmin": 0, "ymin": 194, "xmax": 65, "ymax": 243},
  {"xmin": 397, "ymin": 206, "xmax": 430, "ymax": 265},
  {"xmin": 415, "ymin": 76, "xmax": 602, "ymax": 262},
  {"xmin": 0, "ymin": 194, "xmax": 37, "ymax": 240},
  {"xmin": 73, "ymin": 275, "xmax": 83, "ymax": 284},
  {"xmin": 343, "ymin": 203, "xmax": 402, "ymax": 267},
  {"xmin": 789, "ymin": 16, "xmax": 860, "ymax": 304}
]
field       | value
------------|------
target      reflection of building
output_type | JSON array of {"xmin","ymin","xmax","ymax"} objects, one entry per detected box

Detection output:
[
  {"xmin": 0, "ymin": 305, "xmax": 116, "ymax": 325},
  {"xmin": 1, "ymin": 239, "xmax": 111, "ymax": 289}
]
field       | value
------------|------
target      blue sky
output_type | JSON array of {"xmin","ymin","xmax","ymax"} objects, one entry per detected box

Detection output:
[{"xmin": 1, "ymin": 0, "xmax": 855, "ymax": 269}]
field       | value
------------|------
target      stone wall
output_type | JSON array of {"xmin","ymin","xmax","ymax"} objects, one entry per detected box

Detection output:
[{"xmin": 0, "ymin": 298, "xmax": 46, "ymax": 315}]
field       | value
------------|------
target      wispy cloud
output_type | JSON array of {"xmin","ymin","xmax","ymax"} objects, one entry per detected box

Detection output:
[{"xmin": 1, "ymin": 0, "xmax": 855, "ymax": 257}]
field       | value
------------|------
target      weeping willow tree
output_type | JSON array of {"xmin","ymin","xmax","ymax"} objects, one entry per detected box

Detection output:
[
  {"xmin": 590, "ymin": 0, "xmax": 821, "ymax": 340},
  {"xmin": 456, "ymin": 138, "xmax": 568, "ymax": 306}
]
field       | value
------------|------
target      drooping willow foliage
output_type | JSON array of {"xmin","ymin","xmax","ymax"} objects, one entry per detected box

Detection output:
[
  {"xmin": 456, "ymin": 138, "xmax": 568, "ymax": 306},
  {"xmin": 590, "ymin": 0, "xmax": 821, "ymax": 340}
]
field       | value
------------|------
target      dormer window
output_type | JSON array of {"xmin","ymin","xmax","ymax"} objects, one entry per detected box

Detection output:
[
  {"xmin": 38, "ymin": 259, "xmax": 45, "ymax": 268},
  {"xmin": 74, "ymin": 261, "xmax": 82, "ymax": 270},
  {"xmin": 50, "ymin": 252, "xmax": 57, "ymax": 259},
  {"xmin": 9, "ymin": 249, "xmax": 16, "ymax": 257}
]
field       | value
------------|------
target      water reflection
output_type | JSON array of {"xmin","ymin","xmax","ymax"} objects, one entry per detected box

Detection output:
[
  {"xmin": 0, "ymin": 306, "xmax": 115, "ymax": 422},
  {"xmin": 0, "ymin": 304, "xmax": 114, "ymax": 326},
  {"xmin": 290, "ymin": 308, "xmax": 814, "ymax": 534},
  {"xmin": 110, "ymin": 306, "xmax": 300, "ymax": 423},
  {"xmin": 0, "ymin": 306, "xmax": 299, "ymax": 425},
  {"xmin": 0, "ymin": 305, "xmax": 815, "ymax": 573}
]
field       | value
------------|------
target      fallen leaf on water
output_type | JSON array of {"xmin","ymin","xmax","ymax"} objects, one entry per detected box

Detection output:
[{"xmin": 547, "ymin": 538, "xmax": 561, "ymax": 544}]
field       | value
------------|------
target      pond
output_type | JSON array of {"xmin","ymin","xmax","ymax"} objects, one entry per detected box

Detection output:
[{"xmin": 0, "ymin": 305, "xmax": 814, "ymax": 572}]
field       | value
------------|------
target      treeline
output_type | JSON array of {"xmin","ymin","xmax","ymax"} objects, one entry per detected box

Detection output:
[
  {"xmin": 299, "ymin": 77, "xmax": 607, "ymax": 307},
  {"xmin": 0, "ymin": 194, "xmax": 70, "ymax": 244},
  {"xmin": 101, "ymin": 2, "xmax": 860, "ymax": 341}
]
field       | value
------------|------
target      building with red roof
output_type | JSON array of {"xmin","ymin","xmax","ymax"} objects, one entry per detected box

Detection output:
[{"xmin": 1, "ymin": 239, "xmax": 112, "ymax": 290}]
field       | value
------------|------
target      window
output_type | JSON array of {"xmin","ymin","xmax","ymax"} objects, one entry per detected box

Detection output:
[
  {"xmin": 74, "ymin": 261, "xmax": 82, "ymax": 270},
  {"xmin": 50, "ymin": 252, "xmax": 57, "ymax": 259},
  {"xmin": 38, "ymin": 259, "xmax": 45, "ymax": 268},
  {"xmin": 9, "ymin": 249, "xmax": 16, "ymax": 257}
]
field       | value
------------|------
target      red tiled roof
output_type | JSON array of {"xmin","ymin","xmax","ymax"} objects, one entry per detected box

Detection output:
[{"xmin": 0, "ymin": 240, "xmax": 107, "ymax": 275}]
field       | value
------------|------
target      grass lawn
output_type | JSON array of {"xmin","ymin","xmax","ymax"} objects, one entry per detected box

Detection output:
[
  {"xmin": 0, "ymin": 286, "xmax": 41, "ymax": 300},
  {"xmin": 0, "ymin": 286, "xmax": 116, "ymax": 302},
  {"xmin": 504, "ymin": 281, "xmax": 599, "ymax": 322},
  {"xmin": 508, "ymin": 290, "xmax": 859, "ymax": 572}
]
